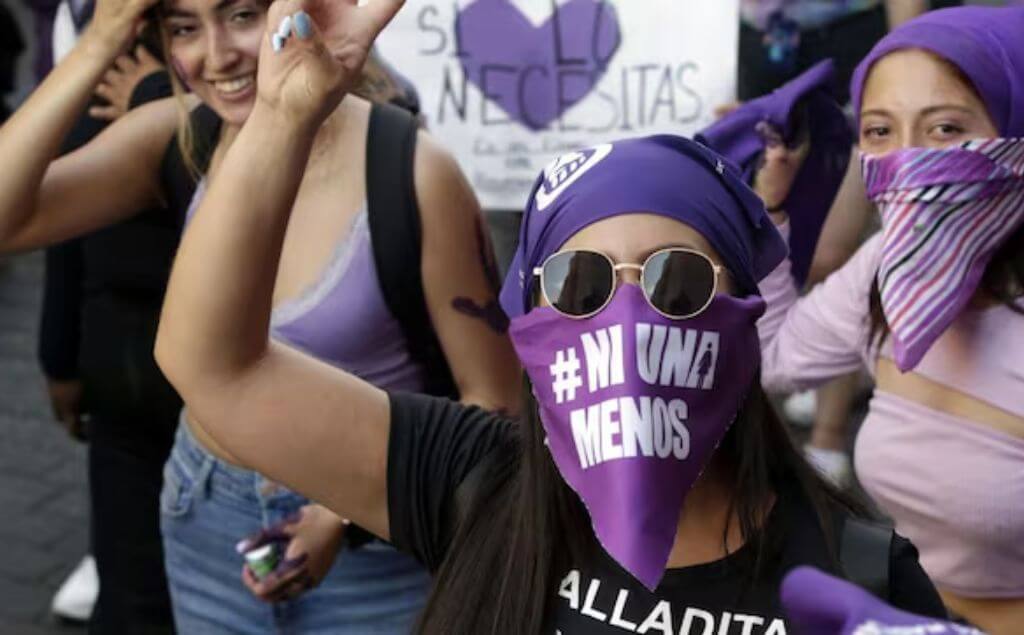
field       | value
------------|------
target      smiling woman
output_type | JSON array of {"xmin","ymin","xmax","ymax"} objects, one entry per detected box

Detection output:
[
  {"xmin": 0, "ymin": 0, "xmax": 523, "ymax": 632},
  {"xmin": 160, "ymin": 0, "xmax": 264, "ymax": 125}
]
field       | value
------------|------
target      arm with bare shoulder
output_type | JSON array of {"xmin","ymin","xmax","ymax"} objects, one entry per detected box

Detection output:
[
  {"xmin": 414, "ymin": 133, "xmax": 521, "ymax": 415},
  {"xmin": 0, "ymin": 0, "xmax": 170, "ymax": 253},
  {"xmin": 3, "ymin": 99, "xmax": 179, "ymax": 253},
  {"xmin": 155, "ymin": 0, "xmax": 406, "ymax": 540}
]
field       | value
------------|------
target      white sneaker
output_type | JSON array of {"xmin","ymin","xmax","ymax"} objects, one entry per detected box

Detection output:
[
  {"xmin": 51, "ymin": 555, "xmax": 98, "ymax": 622},
  {"xmin": 783, "ymin": 390, "xmax": 817, "ymax": 427},
  {"xmin": 804, "ymin": 445, "xmax": 853, "ymax": 490}
]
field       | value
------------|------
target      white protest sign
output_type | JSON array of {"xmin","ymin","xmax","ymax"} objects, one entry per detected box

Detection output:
[{"xmin": 376, "ymin": 0, "xmax": 739, "ymax": 210}]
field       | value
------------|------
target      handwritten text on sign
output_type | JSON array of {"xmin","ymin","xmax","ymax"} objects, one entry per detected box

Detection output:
[{"xmin": 376, "ymin": 0, "xmax": 739, "ymax": 209}]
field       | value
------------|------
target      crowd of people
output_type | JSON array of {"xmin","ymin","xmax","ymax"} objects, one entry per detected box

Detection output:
[{"xmin": 0, "ymin": 0, "xmax": 1021, "ymax": 634}]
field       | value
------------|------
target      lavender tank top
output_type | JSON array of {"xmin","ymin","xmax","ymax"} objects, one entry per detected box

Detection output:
[{"xmin": 185, "ymin": 181, "xmax": 427, "ymax": 393}]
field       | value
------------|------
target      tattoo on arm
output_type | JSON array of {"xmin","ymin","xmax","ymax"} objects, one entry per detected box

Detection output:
[{"xmin": 451, "ymin": 216, "xmax": 510, "ymax": 335}]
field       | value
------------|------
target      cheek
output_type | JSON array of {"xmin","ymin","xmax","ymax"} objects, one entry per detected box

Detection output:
[
  {"xmin": 858, "ymin": 132, "xmax": 896, "ymax": 157},
  {"xmin": 169, "ymin": 48, "xmax": 201, "ymax": 87},
  {"xmin": 237, "ymin": 24, "xmax": 266, "ymax": 63},
  {"xmin": 171, "ymin": 57, "xmax": 188, "ymax": 84},
  {"xmin": 718, "ymin": 272, "xmax": 738, "ymax": 297}
]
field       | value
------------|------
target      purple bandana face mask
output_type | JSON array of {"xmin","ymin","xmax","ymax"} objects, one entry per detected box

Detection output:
[
  {"xmin": 509, "ymin": 284, "xmax": 765, "ymax": 590},
  {"xmin": 862, "ymin": 138, "xmax": 1024, "ymax": 371}
]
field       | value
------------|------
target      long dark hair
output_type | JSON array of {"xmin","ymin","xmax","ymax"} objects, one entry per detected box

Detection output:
[
  {"xmin": 869, "ymin": 224, "xmax": 1024, "ymax": 345},
  {"xmin": 416, "ymin": 378, "xmax": 864, "ymax": 634}
]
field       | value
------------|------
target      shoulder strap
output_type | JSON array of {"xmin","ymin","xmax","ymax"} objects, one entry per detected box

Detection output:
[
  {"xmin": 366, "ymin": 102, "xmax": 459, "ymax": 399},
  {"xmin": 159, "ymin": 104, "xmax": 222, "ymax": 230},
  {"xmin": 840, "ymin": 516, "xmax": 894, "ymax": 601}
]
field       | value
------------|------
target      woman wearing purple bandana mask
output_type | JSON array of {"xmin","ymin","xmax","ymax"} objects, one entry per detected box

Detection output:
[
  {"xmin": 152, "ymin": 16, "xmax": 946, "ymax": 632},
  {"xmin": 758, "ymin": 6, "xmax": 1024, "ymax": 632}
]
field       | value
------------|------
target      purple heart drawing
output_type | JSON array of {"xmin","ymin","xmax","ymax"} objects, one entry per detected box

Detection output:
[{"xmin": 457, "ymin": 0, "xmax": 622, "ymax": 131}]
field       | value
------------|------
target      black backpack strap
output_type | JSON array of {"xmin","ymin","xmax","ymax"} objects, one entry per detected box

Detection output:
[
  {"xmin": 159, "ymin": 104, "xmax": 222, "ymax": 229},
  {"xmin": 366, "ymin": 102, "xmax": 458, "ymax": 399},
  {"xmin": 840, "ymin": 517, "xmax": 894, "ymax": 601}
]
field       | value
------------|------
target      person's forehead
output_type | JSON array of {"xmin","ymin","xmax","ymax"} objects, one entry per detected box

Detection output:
[
  {"xmin": 862, "ymin": 50, "xmax": 979, "ymax": 109},
  {"xmin": 162, "ymin": 0, "xmax": 244, "ymax": 15},
  {"xmin": 559, "ymin": 214, "xmax": 718, "ymax": 262}
]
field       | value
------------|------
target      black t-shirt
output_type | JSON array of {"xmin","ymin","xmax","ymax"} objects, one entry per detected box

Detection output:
[
  {"xmin": 386, "ymin": 393, "xmax": 946, "ymax": 634},
  {"xmin": 38, "ymin": 71, "xmax": 182, "ymax": 432}
]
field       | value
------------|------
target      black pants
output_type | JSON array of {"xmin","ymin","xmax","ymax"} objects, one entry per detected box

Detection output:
[
  {"xmin": 80, "ymin": 296, "xmax": 181, "ymax": 634},
  {"xmin": 88, "ymin": 421, "xmax": 175, "ymax": 635}
]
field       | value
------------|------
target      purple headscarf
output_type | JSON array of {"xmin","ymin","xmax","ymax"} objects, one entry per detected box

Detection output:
[
  {"xmin": 499, "ymin": 135, "xmax": 788, "ymax": 319},
  {"xmin": 697, "ymin": 60, "xmax": 853, "ymax": 286},
  {"xmin": 851, "ymin": 6, "xmax": 1024, "ymax": 137}
]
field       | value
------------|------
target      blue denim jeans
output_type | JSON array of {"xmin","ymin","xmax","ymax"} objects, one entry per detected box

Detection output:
[{"xmin": 160, "ymin": 421, "xmax": 430, "ymax": 634}]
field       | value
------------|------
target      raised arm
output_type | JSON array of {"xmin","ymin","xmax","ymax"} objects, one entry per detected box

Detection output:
[
  {"xmin": 748, "ymin": 124, "xmax": 874, "ymax": 393},
  {"xmin": 155, "ymin": 0, "xmax": 406, "ymax": 540},
  {"xmin": 0, "ymin": 0, "xmax": 175, "ymax": 253},
  {"xmin": 757, "ymin": 222, "xmax": 879, "ymax": 394}
]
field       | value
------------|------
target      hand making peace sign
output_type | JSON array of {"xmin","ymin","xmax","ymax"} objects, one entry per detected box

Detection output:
[{"xmin": 255, "ymin": 0, "xmax": 405, "ymax": 128}]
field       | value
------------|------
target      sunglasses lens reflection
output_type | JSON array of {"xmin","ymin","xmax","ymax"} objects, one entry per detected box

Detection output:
[
  {"xmin": 642, "ymin": 250, "xmax": 716, "ymax": 318},
  {"xmin": 542, "ymin": 251, "xmax": 614, "ymax": 317}
]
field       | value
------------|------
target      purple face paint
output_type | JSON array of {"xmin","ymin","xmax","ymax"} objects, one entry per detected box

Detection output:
[
  {"xmin": 170, "ymin": 56, "xmax": 191, "ymax": 91},
  {"xmin": 782, "ymin": 566, "xmax": 986, "ymax": 634},
  {"xmin": 509, "ymin": 284, "xmax": 765, "ymax": 590},
  {"xmin": 861, "ymin": 138, "xmax": 1024, "ymax": 371}
]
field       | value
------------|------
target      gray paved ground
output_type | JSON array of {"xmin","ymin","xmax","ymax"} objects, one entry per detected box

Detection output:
[{"xmin": 0, "ymin": 254, "xmax": 89, "ymax": 634}]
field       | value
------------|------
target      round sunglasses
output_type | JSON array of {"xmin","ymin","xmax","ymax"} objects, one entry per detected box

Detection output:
[{"xmin": 533, "ymin": 248, "xmax": 724, "ymax": 319}]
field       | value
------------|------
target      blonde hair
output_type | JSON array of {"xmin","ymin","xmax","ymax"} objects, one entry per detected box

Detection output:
[{"xmin": 160, "ymin": 25, "xmax": 206, "ymax": 181}]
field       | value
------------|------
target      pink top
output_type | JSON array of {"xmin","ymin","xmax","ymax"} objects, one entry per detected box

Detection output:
[{"xmin": 758, "ymin": 223, "xmax": 1024, "ymax": 598}]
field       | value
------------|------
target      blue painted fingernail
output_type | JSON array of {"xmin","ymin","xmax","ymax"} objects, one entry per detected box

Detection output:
[
  {"xmin": 293, "ymin": 11, "xmax": 312, "ymax": 40},
  {"xmin": 277, "ymin": 15, "xmax": 292, "ymax": 38},
  {"xmin": 272, "ymin": 33, "xmax": 285, "ymax": 53}
]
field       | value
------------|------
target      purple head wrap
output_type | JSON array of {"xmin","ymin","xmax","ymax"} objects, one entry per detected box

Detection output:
[
  {"xmin": 851, "ymin": 6, "xmax": 1024, "ymax": 137},
  {"xmin": 697, "ymin": 60, "xmax": 853, "ymax": 286},
  {"xmin": 498, "ymin": 135, "xmax": 788, "ymax": 319}
]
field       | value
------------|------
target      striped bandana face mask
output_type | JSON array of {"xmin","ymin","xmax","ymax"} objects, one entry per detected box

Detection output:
[{"xmin": 862, "ymin": 138, "xmax": 1024, "ymax": 371}]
